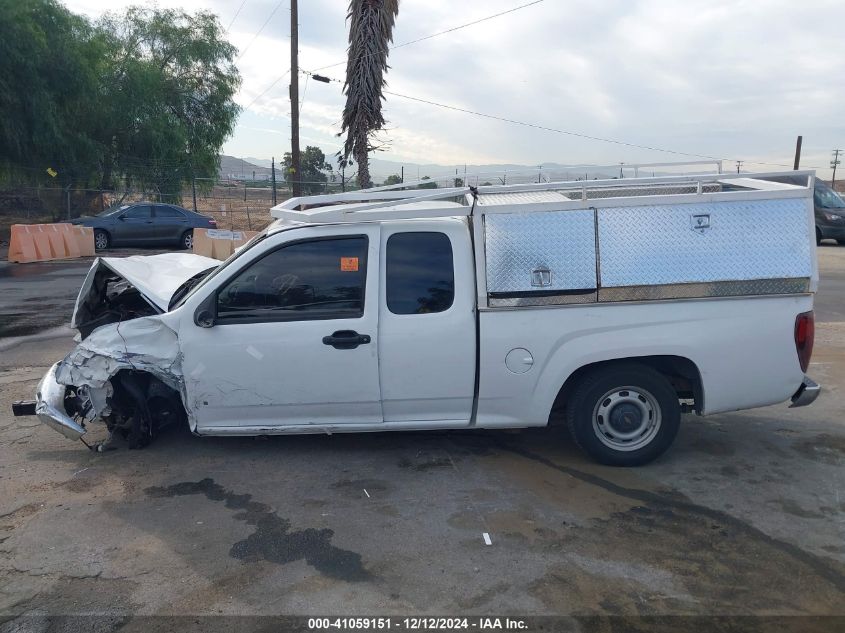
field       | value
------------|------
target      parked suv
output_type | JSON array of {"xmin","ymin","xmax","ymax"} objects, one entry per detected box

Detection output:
[
  {"xmin": 813, "ymin": 181, "xmax": 845, "ymax": 245},
  {"xmin": 71, "ymin": 202, "xmax": 217, "ymax": 250}
]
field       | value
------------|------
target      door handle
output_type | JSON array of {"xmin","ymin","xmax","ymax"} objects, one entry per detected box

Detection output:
[{"xmin": 322, "ymin": 330, "xmax": 371, "ymax": 350}]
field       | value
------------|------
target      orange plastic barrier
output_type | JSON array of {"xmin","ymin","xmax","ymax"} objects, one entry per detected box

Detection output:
[
  {"xmin": 70, "ymin": 226, "xmax": 96, "ymax": 257},
  {"xmin": 192, "ymin": 228, "xmax": 259, "ymax": 261},
  {"xmin": 7, "ymin": 224, "xmax": 95, "ymax": 263}
]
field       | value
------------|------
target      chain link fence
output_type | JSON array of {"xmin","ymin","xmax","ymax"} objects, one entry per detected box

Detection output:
[
  {"xmin": 0, "ymin": 179, "xmax": 353, "ymax": 245},
  {"xmin": 1, "ymin": 162, "xmax": 728, "ymax": 245}
]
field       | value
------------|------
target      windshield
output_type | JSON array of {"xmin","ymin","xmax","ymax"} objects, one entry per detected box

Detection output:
[
  {"xmin": 97, "ymin": 204, "xmax": 131, "ymax": 217},
  {"xmin": 815, "ymin": 184, "xmax": 845, "ymax": 209},
  {"xmin": 169, "ymin": 228, "xmax": 273, "ymax": 309}
]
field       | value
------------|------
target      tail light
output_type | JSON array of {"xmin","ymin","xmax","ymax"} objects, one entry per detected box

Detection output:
[
  {"xmin": 208, "ymin": 219, "xmax": 217, "ymax": 227},
  {"xmin": 794, "ymin": 311, "xmax": 814, "ymax": 373}
]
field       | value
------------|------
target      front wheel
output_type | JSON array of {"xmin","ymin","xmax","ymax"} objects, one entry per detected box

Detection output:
[
  {"xmin": 816, "ymin": 227, "xmax": 822, "ymax": 245},
  {"xmin": 181, "ymin": 229, "xmax": 194, "ymax": 250},
  {"xmin": 566, "ymin": 363, "xmax": 681, "ymax": 466}
]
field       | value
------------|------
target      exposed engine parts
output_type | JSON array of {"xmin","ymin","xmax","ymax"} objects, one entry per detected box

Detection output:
[
  {"xmin": 76, "ymin": 275, "xmax": 158, "ymax": 340},
  {"xmin": 65, "ymin": 371, "xmax": 185, "ymax": 451}
]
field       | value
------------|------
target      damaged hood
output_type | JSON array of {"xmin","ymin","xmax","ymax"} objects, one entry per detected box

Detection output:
[{"xmin": 72, "ymin": 253, "xmax": 219, "ymax": 328}]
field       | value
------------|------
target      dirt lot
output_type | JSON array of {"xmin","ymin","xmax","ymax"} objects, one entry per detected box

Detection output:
[{"xmin": 0, "ymin": 247, "xmax": 843, "ymax": 629}]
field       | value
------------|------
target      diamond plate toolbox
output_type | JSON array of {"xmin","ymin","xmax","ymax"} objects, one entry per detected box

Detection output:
[
  {"xmin": 597, "ymin": 199, "xmax": 812, "ymax": 287},
  {"xmin": 484, "ymin": 210, "xmax": 597, "ymax": 293}
]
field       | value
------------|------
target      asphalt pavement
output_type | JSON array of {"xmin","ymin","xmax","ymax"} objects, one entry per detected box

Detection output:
[{"xmin": 0, "ymin": 245, "xmax": 843, "ymax": 625}]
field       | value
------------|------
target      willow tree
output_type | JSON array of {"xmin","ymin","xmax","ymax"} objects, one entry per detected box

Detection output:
[{"xmin": 340, "ymin": 0, "xmax": 399, "ymax": 189}]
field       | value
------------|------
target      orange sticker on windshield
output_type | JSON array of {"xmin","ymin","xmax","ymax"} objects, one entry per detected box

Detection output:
[{"xmin": 340, "ymin": 257, "xmax": 359, "ymax": 272}]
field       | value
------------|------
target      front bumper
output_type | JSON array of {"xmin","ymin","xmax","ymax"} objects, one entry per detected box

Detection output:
[
  {"xmin": 34, "ymin": 362, "xmax": 86, "ymax": 440},
  {"xmin": 789, "ymin": 376, "xmax": 821, "ymax": 408}
]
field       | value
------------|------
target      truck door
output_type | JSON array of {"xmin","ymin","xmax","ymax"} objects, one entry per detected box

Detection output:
[
  {"xmin": 179, "ymin": 225, "xmax": 383, "ymax": 430},
  {"xmin": 378, "ymin": 221, "xmax": 476, "ymax": 423}
]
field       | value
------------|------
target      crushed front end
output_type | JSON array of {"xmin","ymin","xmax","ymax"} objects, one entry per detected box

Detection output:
[{"xmin": 13, "ymin": 253, "xmax": 217, "ymax": 450}]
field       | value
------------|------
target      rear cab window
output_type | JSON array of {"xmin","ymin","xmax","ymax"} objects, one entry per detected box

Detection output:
[{"xmin": 386, "ymin": 232, "xmax": 455, "ymax": 314}]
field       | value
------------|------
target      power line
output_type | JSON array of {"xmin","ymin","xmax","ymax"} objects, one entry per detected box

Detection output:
[
  {"xmin": 243, "ymin": 69, "xmax": 291, "ymax": 111},
  {"xmin": 303, "ymin": 71, "xmax": 726, "ymax": 162},
  {"xmin": 302, "ymin": 71, "xmax": 808, "ymax": 167},
  {"xmin": 300, "ymin": 70, "xmax": 808, "ymax": 169},
  {"xmin": 384, "ymin": 90, "xmax": 815, "ymax": 169},
  {"xmin": 236, "ymin": 0, "xmax": 285, "ymax": 62},
  {"xmin": 226, "ymin": 0, "xmax": 248, "ymax": 32},
  {"xmin": 244, "ymin": 0, "xmax": 544, "ymax": 110},
  {"xmin": 308, "ymin": 0, "xmax": 546, "ymax": 73},
  {"xmin": 299, "ymin": 73, "xmax": 310, "ymax": 113},
  {"xmin": 382, "ymin": 88, "xmax": 728, "ymax": 161},
  {"xmin": 319, "ymin": 71, "xmax": 803, "ymax": 168}
]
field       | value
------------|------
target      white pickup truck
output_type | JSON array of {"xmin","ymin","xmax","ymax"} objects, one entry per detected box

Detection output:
[{"xmin": 14, "ymin": 171, "xmax": 820, "ymax": 465}]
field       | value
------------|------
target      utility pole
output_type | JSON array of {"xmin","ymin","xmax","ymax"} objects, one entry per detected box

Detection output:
[
  {"xmin": 832, "ymin": 149, "xmax": 842, "ymax": 188},
  {"xmin": 400, "ymin": 166, "xmax": 404, "ymax": 184},
  {"xmin": 271, "ymin": 156, "xmax": 277, "ymax": 206},
  {"xmin": 793, "ymin": 136, "xmax": 803, "ymax": 170},
  {"xmin": 289, "ymin": 0, "xmax": 301, "ymax": 197},
  {"xmin": 736, "ymin": 160, "xmax": 744, "ymax": 174}
]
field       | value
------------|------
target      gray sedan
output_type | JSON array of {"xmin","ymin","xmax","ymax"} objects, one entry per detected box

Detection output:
[{"xmin": 71, "ymin": 202, "xmax": 218, "ymax": 251}]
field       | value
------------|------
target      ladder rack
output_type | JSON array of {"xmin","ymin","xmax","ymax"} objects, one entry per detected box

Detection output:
[{"xmin": 270, "ymin": 170, "xmax": 815, "ymax": 224}]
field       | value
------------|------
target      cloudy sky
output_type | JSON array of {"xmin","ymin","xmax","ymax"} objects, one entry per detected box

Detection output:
[{"xmin": 66, "ymin": 0, "xmax": 845, "ymax": 176}]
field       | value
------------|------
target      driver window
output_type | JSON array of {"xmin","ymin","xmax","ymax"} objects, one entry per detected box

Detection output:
[{"xmin": 216, "ymin": 236, "xmax": 368, "ymax": 322}]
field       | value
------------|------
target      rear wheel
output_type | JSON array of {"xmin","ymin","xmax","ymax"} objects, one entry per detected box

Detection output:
[
  {"xmin": 566, "ymin": 363, "xmax": 681, "ymax": 466},
  {"xmin": 181, "ymin": 229, "xmax": 194, "ymax": 250},
  {"xmin": 94, "ymin": 229, "xmax": 110, "ymax": 251}
]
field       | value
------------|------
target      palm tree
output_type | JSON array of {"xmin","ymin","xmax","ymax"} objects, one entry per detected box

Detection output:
[{"xmin": 340, "ymin": 0, "xmax": 399, "ymax": 189}]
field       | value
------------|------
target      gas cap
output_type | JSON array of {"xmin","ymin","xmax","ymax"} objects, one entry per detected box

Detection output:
[{"xmin": 505, "ymin": 348, "xmax": 534, "ymax": 374}]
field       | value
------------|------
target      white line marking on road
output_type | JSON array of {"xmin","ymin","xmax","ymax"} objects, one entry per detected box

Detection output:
[
  {"xmin": 363, "ymin": 489, "xmax": 370, "ymax": 498},
  {"xmin": 483, "ymin": 532, "xmax": 492, "ymax": 546}
]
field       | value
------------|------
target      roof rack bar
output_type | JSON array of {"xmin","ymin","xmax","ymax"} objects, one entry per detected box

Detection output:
[
  {"xmin": 270, "ymin": 169, "xmax": 815, "ymax": 223},
  {"xmin": 277, "ymin": 185, "xmax": 470, "ymax": 211}
]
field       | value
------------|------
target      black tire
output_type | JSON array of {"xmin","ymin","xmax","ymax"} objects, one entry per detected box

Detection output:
[
  {"xmin": 838, "ymin": 239, "xmax": 845, "ymax": 246},
  {"xmin": 181, "ymin": 229, "xmax": 194, "ymax": 250},
  {"xmin": 566, "ymin": 363, "xmax": 681, "ymax": 466},
  {"xmin": 94, "ymin": 229, "xmax": 110, "ymax": 251},
  {"xmin": 815, "ymin": 227, "xmax": 822, "ymax": 245}
]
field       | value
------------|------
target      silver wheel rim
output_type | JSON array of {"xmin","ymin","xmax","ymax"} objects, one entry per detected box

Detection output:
[
  {"xmin": 95, "ymin": 233, "xmax": 107, "ymax": 249},
  {"xmin": 184, "ymin": 233, "xmax": 193, "ymax": 249},
  {"xmin": 591, "ymin": 385, "xmax": 662, "ymax": 452}
]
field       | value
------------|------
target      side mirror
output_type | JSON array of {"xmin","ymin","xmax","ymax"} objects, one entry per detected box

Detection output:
[{"xmin": 193, "ymin": 294, "xmax": 216, "ymax": 328}]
